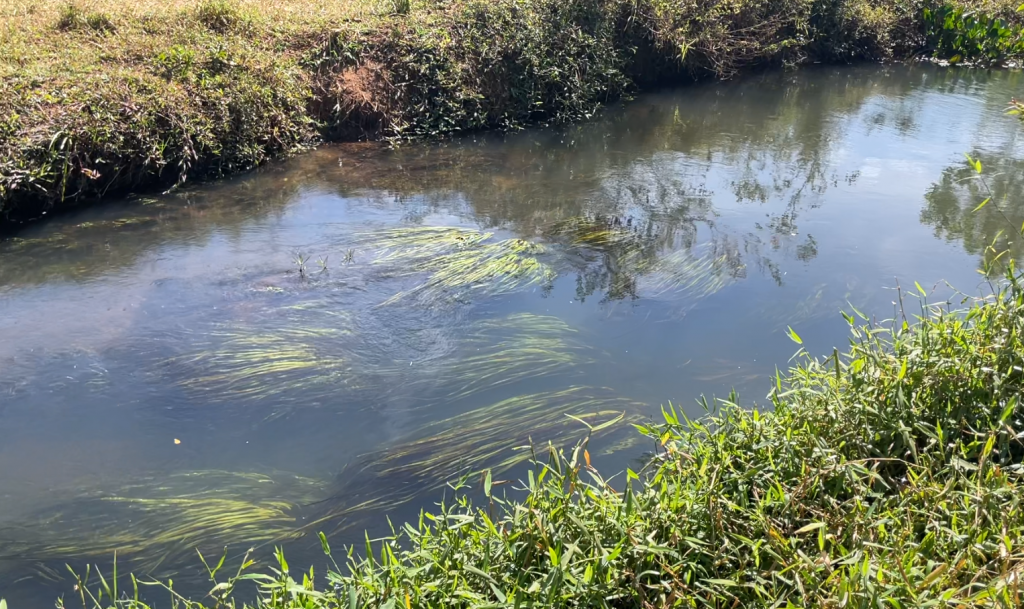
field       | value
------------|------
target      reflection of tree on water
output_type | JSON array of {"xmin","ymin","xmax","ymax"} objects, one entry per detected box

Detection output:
[
  {"xmin": 0, "ymin": 170, "xmax": 304, "ymax": 288},
  {"xmin": 913, "ymin": 68, "xmax": 1024, "ymax": 270},
  {"xmin": 326, "ymin": 67, "xmax": 961, "ymax": 300},
  {"xmin": 922, "ymin": 151, "xmax": 1024, "ymax": 268}
]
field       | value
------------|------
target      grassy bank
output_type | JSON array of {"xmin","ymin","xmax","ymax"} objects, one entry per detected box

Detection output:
[
  {"xmin": 1, "ymin": 0, "xmax": 1022, "ymax": 223},
  {"xmin": 43, "ymin": 263, "xmax": 1024, "ymax": 607}
]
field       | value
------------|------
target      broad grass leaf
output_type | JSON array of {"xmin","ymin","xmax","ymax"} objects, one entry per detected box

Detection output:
[
  {"xmin": 787, "ymin": 326, "xmax": 803, "ymax": 345},
  {"xmin": 704, "ymin": 578, "xmax": 739, "ymax": 586}
]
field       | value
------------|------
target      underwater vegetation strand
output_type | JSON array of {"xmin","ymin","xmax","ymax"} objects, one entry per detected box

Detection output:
[
  {"xmin": 359, "ymin": 226, "xmax": 555, "ymax": 307},
  {"xmin": 0, "ymin": 471, "xmax": 324, "ymax": 579}
]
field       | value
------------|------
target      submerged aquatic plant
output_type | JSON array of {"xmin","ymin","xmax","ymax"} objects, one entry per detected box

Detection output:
[
  {"xmin": 436, "ymin": 337, "xmax": 588, "ymax": 401},
  {"xmin": 546, "ymin": 215, "xmax": 648, "ymax": 252},
  {"xmin": 641, "ymin": 248, "xmax": 733, "ymax": 299},
  {"xmin": 545, "ymin": 215, "xmax": 656, "ymax": 303},
  {"xmin": 0, "ymin": 471, "xmax": 325, "ymax": 579},
  {"xmin": 163, "ymin": 300, "xmax": 598, "ymax": 419},
  {"xmin": 163, "ymin": 305, "xmax": 362, "ymax": 413},
  {"xmin": 358, "ymin": 226, "xmax": 491, "ymax": 263},
  {"xmin": 359, "ymin": 226, "xmax": 554, "ymax": 307},
  {"xmin": 375, "ymin": 388, "xmax": 638, "ymax": 479},
  {"xmin": 307, "ymin": 386, "xmax": 643, "ymax": 535},
  {"xmin": 391, "ymin": 313, "xmax": 598, "ymax": 403},
  {"xmin": 172, "ymin": 328, "xmax": 354, "ymax": 403},
  {"xmin": 545, "ymin": 216, "xmax": 735, "ymax": 304}
]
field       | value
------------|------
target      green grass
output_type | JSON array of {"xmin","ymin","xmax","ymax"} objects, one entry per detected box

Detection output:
[
  {"xmin": 45, "ymin": 261, "xmax": 1024, "ymax": 607},
  {"xmin": 3, "ymin": 0, "xmax": 1023, "ymax": 222}
]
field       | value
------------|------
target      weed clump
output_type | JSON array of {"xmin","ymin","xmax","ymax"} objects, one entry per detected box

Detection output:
[
  {"xmin": 381, "ymin": 0, "xmax": 411, "ymax": 16},
  {"xmin": 54, "ymin": 2, "xmax": 114, "ymax": 32},
  {"xmin": 194, "ymin": 0, "xmax": 245, "ymax": 32}
]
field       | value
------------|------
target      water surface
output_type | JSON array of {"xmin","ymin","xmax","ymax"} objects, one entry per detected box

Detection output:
[{"xmin": 2, "ymin": 64, "xmax": 1022, "ymax": 603}]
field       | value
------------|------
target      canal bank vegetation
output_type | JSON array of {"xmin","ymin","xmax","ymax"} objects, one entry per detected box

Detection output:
[
  {"xmin": 2, "ymin": 0, "xmax": 1024, "ymax": 222},
  {"xmin": 42, "ymin": 261, "xmax": 1024, "ymax": 607}
]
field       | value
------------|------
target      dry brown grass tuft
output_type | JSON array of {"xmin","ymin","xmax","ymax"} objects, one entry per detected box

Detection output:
[
  {"xmin": 1, "ymin": 0, "xmax": 377, "ymax": 31},
  {"xmin": 0, "ymin": 0, "xmax": 378, "ymax": 79}
]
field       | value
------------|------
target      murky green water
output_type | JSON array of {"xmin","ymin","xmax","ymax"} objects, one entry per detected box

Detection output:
[{"xmin": 2, "ymin": 64, "xmax": 1023, "ymax": 603}]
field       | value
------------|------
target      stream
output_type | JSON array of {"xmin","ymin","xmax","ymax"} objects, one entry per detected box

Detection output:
[{"xmin": 1, "ymin": 63, "xmax": 1023, "ymax": 604}]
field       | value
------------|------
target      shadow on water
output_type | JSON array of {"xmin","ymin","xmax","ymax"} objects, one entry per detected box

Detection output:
[{"xmin": 2, "ymin": 63, "xmax": 1024, "ymax": 604}]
